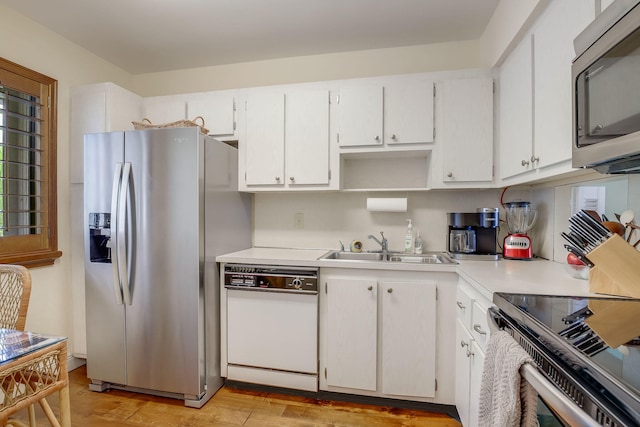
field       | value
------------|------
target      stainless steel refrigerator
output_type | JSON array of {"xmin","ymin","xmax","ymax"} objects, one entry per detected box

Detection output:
[{"xmin": 83, "ymin": 127, "xmax": 251, "ymax": 407}]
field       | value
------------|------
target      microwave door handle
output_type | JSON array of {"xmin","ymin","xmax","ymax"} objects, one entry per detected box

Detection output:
[
  {"xmin": 118, "ymin": 162, "xmax": 133, "ymax": 306},
  {"xmin": 520, "ymin": 364, "xmax": 601, "ymax": 427},
  {"xmin": 110, "ymin": 163, "xmax": 124, "ymax": 305}
]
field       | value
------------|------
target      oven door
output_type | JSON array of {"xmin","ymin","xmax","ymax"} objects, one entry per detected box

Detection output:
[{"xmin": 488, "ymin": 308, "xmax": 601, "ymax": 427}]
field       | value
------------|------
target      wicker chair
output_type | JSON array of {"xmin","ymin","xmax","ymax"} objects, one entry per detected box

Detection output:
[
  {"xmin": 0, "ymin": 265, "xmax": 35, "ymax": 427},
  {"xmin": 0, "ymin": 265, "xmax": 31, "ymax": 331}
]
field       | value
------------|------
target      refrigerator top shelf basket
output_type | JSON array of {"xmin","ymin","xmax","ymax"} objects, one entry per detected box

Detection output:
[{"xmin": 132, "ymin": 116, "xmax": 209, "ymax": 134}]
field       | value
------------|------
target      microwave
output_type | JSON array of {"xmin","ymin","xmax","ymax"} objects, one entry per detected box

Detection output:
[{"xmin": 572, "ymin": 0, "xmax": 640, "ymax": 173}]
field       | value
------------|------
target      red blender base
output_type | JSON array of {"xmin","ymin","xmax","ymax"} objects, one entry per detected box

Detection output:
[{"xmin": 503, "ymin": 233, "xmax": 533, "ymax": 260}]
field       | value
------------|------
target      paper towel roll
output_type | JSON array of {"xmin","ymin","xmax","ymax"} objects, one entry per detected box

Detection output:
[{"xmin": 366, "ymin": 198, "xmax": 407, "ymax": 212}]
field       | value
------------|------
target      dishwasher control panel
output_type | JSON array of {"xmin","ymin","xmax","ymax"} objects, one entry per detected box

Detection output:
[{"xmin": 224, "ymin": 264, "xmax": 318, "ymax": 293}]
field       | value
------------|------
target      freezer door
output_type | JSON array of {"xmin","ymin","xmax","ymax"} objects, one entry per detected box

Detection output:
[
  {"xmin": 124, "ymin": 128, "xmax": 204, "ymax": 397},
  {"xmin": 84, "ymin": 132, "xmax": 127, "ymax": 385}
]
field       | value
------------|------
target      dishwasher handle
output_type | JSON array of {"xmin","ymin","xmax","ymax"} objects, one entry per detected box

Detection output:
[{"xmin": 224, "ymin": 285, "xmax": 318, "ymax": 295}]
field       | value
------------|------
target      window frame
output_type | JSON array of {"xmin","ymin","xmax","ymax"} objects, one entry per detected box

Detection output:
[{"xmin": 0, "ymin": 57, "xmax": 61, "ymax": 267}]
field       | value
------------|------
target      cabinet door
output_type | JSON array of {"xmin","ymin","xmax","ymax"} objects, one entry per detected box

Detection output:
[
  {"xmin": 533, "ymin": 0, "xmax": 595, "ymax": 169},
  {"xmin": 468, "ymin": 341, "xmax": 485, "ymax": 427},
  {"xmin": 244, "ymin": 92, "xmax": 285, "ymax": 186},
  {"xmin": 455, "ymin": 320, "xmax": 473, "ymax": 427},
  {"xmin": 187, "ymin": 90, "xmax": 236, "ymax": 137},
  {"xmin": 70, "ymin": 83, "xmax": 142, "ymax": 184},
  {"xmin": 326, "ymin": 278, "xmax": 378, "ymax": 391},
  {"xmin": 499, "ymin": 34, "xmax": 534, "ymax": 179},
  {"xmin": 337, "ymin": 86, "xmax": 384, "ymax": 147},
  {"xmin": 142, "ymin": 95, "xmax": 186, "ymax": 123},
  {"xmin": 380, "ymin": 280, "xmax": 437, "ymax": 398},
  {"xmin": 286, "ymin": 90, "xmax": 330, "ymax": 185},
  {"xmin": 385, "ymin": 81, "xmax": 434, "ymax": 145},
  {"xmin": 441, "ymin": 78, "xmax": 494, "ymax": 182}
]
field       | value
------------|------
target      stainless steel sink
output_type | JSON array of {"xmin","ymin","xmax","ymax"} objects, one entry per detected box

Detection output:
[
  {"xmin": 387, "ymin": 253, "xmax": 454, "ymax": 264},
  {"xmin": 319, "ymin": 251, "xmax": 456, "ymax": 264},
  {"xmin": 321, "ymin": 251, "xmax": 385, "ymax": 261}
]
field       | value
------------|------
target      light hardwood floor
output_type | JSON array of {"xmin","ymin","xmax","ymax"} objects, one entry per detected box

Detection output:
[{"xmin": 10, "ymin": 366, "xmax": 462, "ymax": 426}]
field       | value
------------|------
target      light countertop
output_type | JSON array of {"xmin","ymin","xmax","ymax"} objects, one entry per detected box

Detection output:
[{"xmin": 217, "ymin": 247, "xmax": 594, "ymax": 299}]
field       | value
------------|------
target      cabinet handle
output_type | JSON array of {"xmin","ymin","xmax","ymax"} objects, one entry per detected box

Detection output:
[
  {"xmin": 456, "ymin": 301, "xmax": 465, "ymax": 309},
  {"xmin": 447, "ymin": 172, "xmax": 453, "ymax": 178},
  {"xmin": 289, "ymin": 176, "xmax": 295, "ymax": 182},
  {"xmin": 367, "ymin": 286, "xmax": 373, "ymax": 291},
  {"xmin": 387, "ymin": 288, "xmax": 393, "ymax": 293},
  {"xmin": 521, "ymin": 159, "xmax": 530, "ymax": 167},
  {"xmin": 530, "ymin": 155, "xmax": 539, "ymax": 163},
  {"xmin": 460, "ymin": 340, "xmax": 468, "ymax": 348},
  {"xmin": 275, "ymin": 176, "xmax": 281, "ymax": 182},
  {"xmin": 466, "ymin": 349, "xmax": 475, "ymax": 358},
  {"xmin": 391, "ymin": 134, "xmax": 397, "ymax": 140},
  {"xmin": 374, "ymin": 135, "xmax": 380, "ymax": 141},
  {"xmin": 473, "ymin": 324, "xmax": 487, "ymax": 335}
]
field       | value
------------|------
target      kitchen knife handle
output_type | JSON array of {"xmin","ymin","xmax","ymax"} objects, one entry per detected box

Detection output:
[
  {"xmin": 118, "ymin": 162, "xmax": 132, "ymax": 306},
  {"xmin": 111, "ymin": 163, "xmax": 124, "ymax": 305}
]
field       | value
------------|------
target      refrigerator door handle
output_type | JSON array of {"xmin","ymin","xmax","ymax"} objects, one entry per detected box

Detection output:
[
  {"xmin": 119, "ymin": 162, "xmax": 133, "ymax": 306},
  {"xmin": 111, "ymin": 163, "xmax": 124, "ymax": 305}
]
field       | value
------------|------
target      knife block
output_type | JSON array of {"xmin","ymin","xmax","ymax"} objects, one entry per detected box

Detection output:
[{"xmin": 587, "ymin": 234, "xmax": 640, "ymax": 298}]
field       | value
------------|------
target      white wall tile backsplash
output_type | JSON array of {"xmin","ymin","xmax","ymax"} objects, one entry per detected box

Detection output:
[{"xmin": 253, "ymin": 190, "xmax": 504, "ymax": 253}]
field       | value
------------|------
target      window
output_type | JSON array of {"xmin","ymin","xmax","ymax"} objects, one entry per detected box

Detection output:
[{"xmin": 0, "ymin": 57, "xmax": 61, "ymax": 267}]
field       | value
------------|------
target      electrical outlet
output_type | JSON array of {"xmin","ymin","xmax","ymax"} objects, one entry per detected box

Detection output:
[{"xmin": 294, "ymin": 213, "xmax": 304, "ymax": 229}]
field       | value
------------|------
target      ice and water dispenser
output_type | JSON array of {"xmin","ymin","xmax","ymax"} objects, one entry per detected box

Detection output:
[{"xmin": 89, "ymin": 212, "xmax": 111, "ymax": 263}]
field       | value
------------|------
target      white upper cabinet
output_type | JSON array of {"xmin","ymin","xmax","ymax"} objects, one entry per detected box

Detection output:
[
  {"xmin": 384, "ymin": 80, "xmax": 434, "ymax": 145},
  {"xmin": 498, "ymin": 0, "xmax": 596, "ymax": 181},
  {"xmin": 70, "ymin": 82, "xmax": 142, "ymax": 183},
  {"xmin": 337, "ymin": 86, "xmax": 384, "ymax": 147},
  {"xmin": 186, "ymin": 90, "xmax": 237, "ymax": 140},
  {"xmin": 337, "ymin": 79, "xmax": 434, "ymax": 149},
  {"xmin": 239, "ymin": 87, "xmax": 332, "ymax": 191},
  {"xmin": 243, "ymin": 91, "xmax": 286, "ymax": 186},
  {"xmin": 439, "ymin": 78, "xmax": 494, "ymax": 184},
  {"xmin": 532, "ymin": 0, "xmax": 595, "ymax": 170},
  {"xmin": 285, "ymin": 90, "xmax": 330, "ymax": 186},
  {"xmin": 499, "ymin": 34, "xmax": 534, "ymax": 180}
]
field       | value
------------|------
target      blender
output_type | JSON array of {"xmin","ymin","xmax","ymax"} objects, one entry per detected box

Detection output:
[{"xmin": 503, "ymin": 201, "xmax": 537, "ymax": 260}]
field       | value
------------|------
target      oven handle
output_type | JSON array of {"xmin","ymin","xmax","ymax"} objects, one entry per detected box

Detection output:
[{"xmin": 487, "ymin": 308, "xmax": 601, "ymax": 427}]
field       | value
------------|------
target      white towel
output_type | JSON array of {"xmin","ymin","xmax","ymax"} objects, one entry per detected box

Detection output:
[{"xmin": 478, "ymin": 330, "xmax": 539, "ymax": 427}]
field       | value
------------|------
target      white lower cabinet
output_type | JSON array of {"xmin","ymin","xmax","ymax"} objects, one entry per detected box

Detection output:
[
  {"xmin": 455, "ymin": 277, "xmax": 491, "ymax": 426},
  {"xmin": 320, "ymin": 269, "xmax": 456, "ymax": 403}
]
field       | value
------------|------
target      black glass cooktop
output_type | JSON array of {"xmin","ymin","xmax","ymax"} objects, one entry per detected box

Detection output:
[{"xmin": 494, "ymin": 293, "xmax": 640, "ymax": 406}]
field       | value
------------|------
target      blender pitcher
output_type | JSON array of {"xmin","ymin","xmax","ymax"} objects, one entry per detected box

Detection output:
[
  {"xmin": 503, "ymin": 201, "xmax": 537, "ymax": 260},
  {"xmin": 505, "ymin": 201, "xmax": 537, "ymax": 234}
]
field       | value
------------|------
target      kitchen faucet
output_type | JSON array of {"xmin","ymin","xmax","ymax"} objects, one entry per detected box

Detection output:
[{"xmin": 368, "ymin": 231, "xmax": 388, "ymax": 257}]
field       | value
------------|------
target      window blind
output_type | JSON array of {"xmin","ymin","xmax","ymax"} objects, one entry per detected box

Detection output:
[{"xmin": 0, "ymin": 85, "xmax": 43, "ymax": 236}]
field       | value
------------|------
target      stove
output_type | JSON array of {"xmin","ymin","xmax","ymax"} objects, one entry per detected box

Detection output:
[{"xmin": 492, "ymin": 293, "xmax": 640, "ymax": 426}]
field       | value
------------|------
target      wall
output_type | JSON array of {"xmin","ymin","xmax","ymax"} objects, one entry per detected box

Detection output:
[
  {"xmin": 0, "ymin": 4, "xmax": 135, "ymax": 353},
  {"xmin": 131, "ymin": 41, "xmax": 483, "ymax": 96},
  {"xmin": 253, "ymin": 190, "xmax": 505, "ymax": 253}
]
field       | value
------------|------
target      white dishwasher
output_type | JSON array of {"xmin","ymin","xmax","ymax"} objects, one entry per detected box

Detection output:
[{"xmin": 223, "ymin": 264, "xmax": 319, "ymax": 391}]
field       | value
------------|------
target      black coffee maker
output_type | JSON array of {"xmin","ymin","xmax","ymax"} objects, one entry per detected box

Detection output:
[{"xmin": 447, "ymin": 208, "xmax": 500, "ymax": 260}]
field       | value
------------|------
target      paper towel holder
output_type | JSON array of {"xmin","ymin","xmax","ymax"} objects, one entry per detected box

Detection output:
[{"xmin": 366, "ymin": 197, "xmax": 408, "ymax": 212}]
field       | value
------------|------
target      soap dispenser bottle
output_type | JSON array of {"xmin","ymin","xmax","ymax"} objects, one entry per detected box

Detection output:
[
  {"xmin": 414, "ymin": 231, "xmax": 423, "ymax": 254},
  {"xmin": 404, "ymin": 219, "xmax": 415, "ymax": 253}
]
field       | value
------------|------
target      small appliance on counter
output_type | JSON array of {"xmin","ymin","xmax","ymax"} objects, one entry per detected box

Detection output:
[
  {"xmin": 503, "ymin": 201, "xmax": 537, "ymax": 260},
  {"xmin": 447, "ymin": 208, "xmax": 499, "ymax": 260}
]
